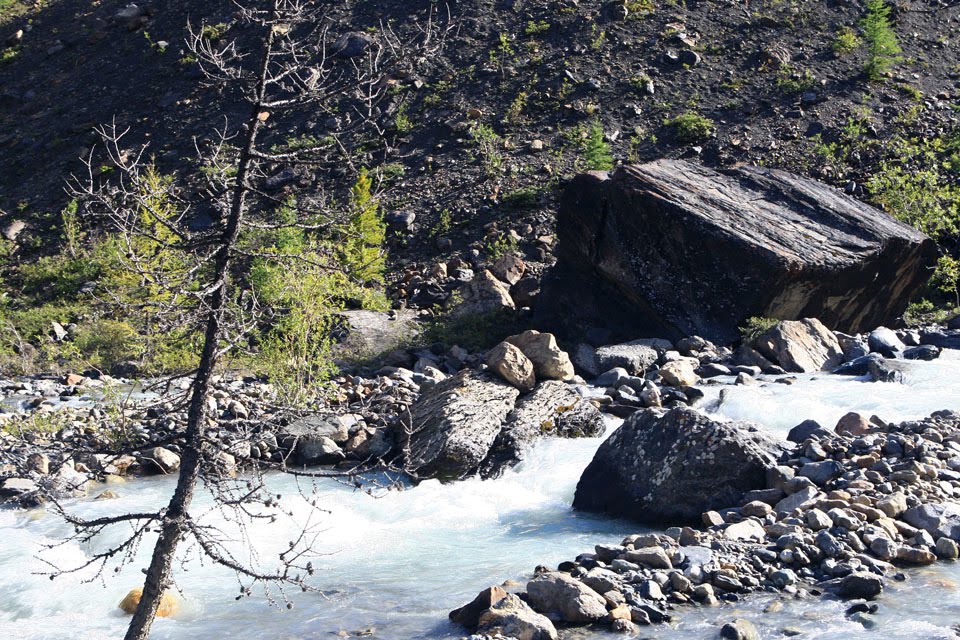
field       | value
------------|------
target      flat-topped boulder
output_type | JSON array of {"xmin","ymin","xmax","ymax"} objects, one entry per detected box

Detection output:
[
  {"xmin": 573, "ymin": 407, "xmax": 784, "ymax": 524},
  {"xmin": 541, "ymin": 160, "xmax": 937, "ymax": 344}
]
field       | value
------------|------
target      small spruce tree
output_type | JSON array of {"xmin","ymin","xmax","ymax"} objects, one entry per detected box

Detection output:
[
  {"xmin": 583, "ymin": 120, "xmax": 614, "ymax": 171},
  {"xmin": 862, "ymin": 0, "xmax": 902, "ymax": 81},
  {"xmin": 343, "ymin": 167, "xmax": 387, "ymax": 283}
]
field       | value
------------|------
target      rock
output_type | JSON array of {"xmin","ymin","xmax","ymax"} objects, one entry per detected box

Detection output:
[
  {"xmin": 331, "ymin": 31, "xmax": 373, "ymax": 58},
  {"xmin": 574, "ymin": 408, "xmax": 783, "ymax": 524},
  {"xmin": 876, "ymin": 493, "xmax": 908, "ymax": 518},
  {"xmin": 935, "ymin": 537, "xmax": 959, "ymax": 560},
  {"xmin": 723, "ymin": 519, "xmax": 765, "ymax": 542},
  {"xmin": 798, "ymin": 460, "xmax": 843, "ymax": 486},
  {"xmin": 838, "ymin": 572, "xmax": 883, "ymax": 600},
  {"xmin": 595, "ymin": 341, "xmax": 663, "ymax": 375},
  {"xmin": 330, "ymin": 309, "xmax": 420, "ymax": 362},
  {"xmin": 625, "ymin": 546, "xmax": 672, "ymax": 569},
  {"xmin": 835, "ymin": 412, "xmax": 871, "ymax": 436},
  {"xmin": 453, "ymin": 270, "xmax": 515, "ymax": 317},
  {"xmin": 787, "ymin": 419, "xmax": 831, "ymax": 443},
  {"xmin": 450, "ymin": 586, "xmax": 508, "ymax": 628},
  {"xmin": 542, "ymin": 161, "xmax": 936, "ymax": 344},
  {"xmin": 833, "ymin": 353, "xmax": 883, "ymax": 377},
  {"xmin": 659, "ymin": 360, "xmax": 700, "ymax": 387},
  {"xmin": 867, "ymin": 357, "xmax": 908, "ymax": 383},
  {"xmin": 1, "ymin": 219, "xmax": 26, "ymax": 242},
  {"xmin": 487, "ymin": 342, "xmax": 536, "ymax": 391},
  {"xmin": 480, "ymin": 380, "xmax": 604, "ymax": 477},
  {"xmin": 0, "ymin": 477, "xmax": 38, "ymax": 497},
  {"xmin": 903, "ymin": 345, "xmax": 940, "ymax": 361},
  {"xmin": 755, "ymin": 319, "xmax": 844, "ymax": 373},
  {"xmin": 572, "ymin": 343, "xmax": 600, "ymax": 377},
  {"xmin": 279, "ymin": 415, "xmax": 355, "ymax": 465},
  {"xmin": 774, "ymin": 485, "xmax": 819, "ymax": 515},
  {"xmin": 740, "ymin": 501, "xmax": 772, "ymax": 518},
  {"xmin": 526, "ymin": 571, "xmax": 608, "ymax": 623},
  {"xmin": 227, "ymin": 400, "xmax": 248, "ymax": 419},
  {"xmin": 118, "ymin": 587, "xmax": 178, "ymax": 617},
  {"xmin": 720, "ymin": 619, "xmax": 759, "ymax": 640},
  {"xmin": 405, "ymin": 371, "xmax": 519, "ymax": 480},
  {"xmin": 903, "ymin": 503, "xmax": 960, "ymax": 541},
  {"xmin": 506, "ymin": 331, "xmax": 574, "ymax": 380},
  {"xmin": 491, "ymin": 254, "xmax": 526, "ymax": 285},
  {"xmin": 141, "ymin": 447, "xmax": 180, "ymax": 474},
  {"xmin": 868, "ymin": 327, "xmax": 905, "ymax": 358},
  {"xmin": 477, "ymin": 593, "xmax": 558, "ymax": 640}
]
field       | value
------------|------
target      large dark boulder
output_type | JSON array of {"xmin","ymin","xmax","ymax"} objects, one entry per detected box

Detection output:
[
  {"xmin": 573, "ymin": 407, "xmax": 784, "ymax": 524},
  {"xmin": 541, "ymin": 160, "xmax": 937, "ymax": 344}
]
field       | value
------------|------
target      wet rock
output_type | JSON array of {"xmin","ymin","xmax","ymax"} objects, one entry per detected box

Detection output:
[
  {"xmin": 868, "ymin": 327, "xmax": 905, "ymax": 358},
  {"xmin": 526, "ymin": 571, "xmax": 608, "ymax": 623},
  {"xmin": 118, "ymin": 587, "xmax": 178, "ymax": 618},
  {"xmin": 480, "ymin": 381, "xmax": 603, "ymax": 477},
  {"xmin": 405, "ymin": 371, "xmax": 519, "ymax": 481},
  {"xmin": 756, "ymin": 319, "xmax": 844, "ymax": 373},
  {"xmin": 574, "ymin": 408, "xmax": 783, "ymax": 524},
  {"xmin": 835, "ymin": 412, "xmax": 871, "ymax": 436},
  {"xmin": 544, "ymin": 161, "xmax": 935, "ymax": 343},
  {"xmin": 935, "ymin": 537, "xmax": 959, "ymax": 560},
  {"xmin": 477, "ymin": 593, "xmax": 558, "ymax": 640},
  {"xmin": 450, "ymin": 586, "xmax": 508, "ymax": 628},
  {"xmin": 787, "ymin": 419, "xmax": 831, "ymax": 443},
  {"xmin": 903, "ymin": 345, "xmax": 940, "ymax": 361},
  {"xmin": 659, "ymin": 360, "xmax": 700, "ymax": 387},
  {"xmin": 0, "ymin": 477, "xmax": 38, "ymax": 497},
  {"xmin": 486, "ymin": 341, "xmax": 536, "ymax": 391},
  {"xmin": 720, "ymin": 619, "xmax": 759, "ymax": 640},
  {"xmin": 595, "ymin": 341, "xmax": 665, "ymax": 375},
  {"xmin": 838, "ymin": 572, "xmax": 884, "ymax": 600},
  {"xmin": 141, "ymin": 447, "xmax": 180, "ymax": 474}
]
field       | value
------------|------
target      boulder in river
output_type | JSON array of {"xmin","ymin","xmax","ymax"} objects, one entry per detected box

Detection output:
[
  {"xmin": 526, "ymin": 571, "xmax": 608, "ymax": 623},
  {"xmin": 404, "ymin": 371, "xmax": 519, "ymax": 480},
  {"xmin": 755, "ymin": 318, "xmax": 844, "ymax": 373},
  {"xmin": 476, "ymin": 593, "xmax": 558, "ymax": 640},
  {"xmin": 540, "ymin": 160, "xmax": 937, "ymax": 343},
  {"xmin": 573, "ymin": 407, "xmax": 783, "ymax": 524}
]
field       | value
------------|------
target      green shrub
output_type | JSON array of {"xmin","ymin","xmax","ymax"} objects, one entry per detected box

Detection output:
[
  {"xmin": 469, "ymin": 123, "xmax": 504, "ymax": 176},
  {"xmin": 833, "ymin": 26, "xmax": 861, "ymax": 55},
  {"xmin": 342, "ymin": 168, "xmax": 387, "ymax": 284},
  {"xmin": 665, "ymin": 111, "xmax": 715, "ymax": 143},
  {"xmin": 582, "ymin": 120, "xmax": 614, "ymax": 171},
  {"xmin": 73, "ymin": 319, "xmax": 142, "ymax": 371},
  {"xmin": 739, "ymin": 316, "xmax": 779, "ymax": 344},
  {"xmin": 862, "ymin": 0, "xmax": 902, "ymax": 81}
]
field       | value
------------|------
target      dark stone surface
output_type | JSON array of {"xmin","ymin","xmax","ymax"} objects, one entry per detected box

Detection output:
[
  {"xmin": 540, "ymin": 161, "xmax": 937, "ymax": 344},
  {"xmin": 573, "ymin": 407, "xmax": 784, "ymax": 525}
]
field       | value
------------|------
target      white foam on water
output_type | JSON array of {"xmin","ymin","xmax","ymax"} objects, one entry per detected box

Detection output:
[{"xmin": 3, "ymin": 352, "xmax": 960, "ymax": 639}]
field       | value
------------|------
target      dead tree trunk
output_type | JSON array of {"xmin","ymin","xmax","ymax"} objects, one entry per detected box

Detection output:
[{"xmin": 123, "ymin": 17, "xmax": 277, "ymax": 640}]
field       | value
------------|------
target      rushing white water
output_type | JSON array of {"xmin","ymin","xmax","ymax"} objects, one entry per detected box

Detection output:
[{"xmin": 2, "ymin": 352, "xmax": 960, "ymax": 639}]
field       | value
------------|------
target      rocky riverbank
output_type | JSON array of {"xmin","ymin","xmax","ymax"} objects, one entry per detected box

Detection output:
[{"xmin": 451, "ymin": 406, "xmax": 960, "ymax": 639}]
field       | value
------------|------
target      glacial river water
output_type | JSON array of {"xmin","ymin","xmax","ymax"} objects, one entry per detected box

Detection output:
[{"xmin": 2, "ymin": 353, "xmax": 960, "ymax": 639}]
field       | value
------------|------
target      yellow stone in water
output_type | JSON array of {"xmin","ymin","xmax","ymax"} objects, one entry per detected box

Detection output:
[{"xmin": 118, "ymin": 587, "xmax": 178, "ymax": 617}]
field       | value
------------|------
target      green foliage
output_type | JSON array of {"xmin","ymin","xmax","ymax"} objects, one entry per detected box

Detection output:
[
  {"xmin": 502, "ymin": 187, "xmax": 540, "ymax": 209},
  {"xmin": 424, "ymin": 308, "xmax": 519, "ymax": 351},
  {"xmin": 489, "ymin": 33, "xmax": 515, "ymax": 75},
  {"xmin": 484, "ymin": 232, "xmax": 519, "ymax": 259},
  {"xmin": 932, "ymin": 255, "xmax": 960, "ymax": 307},
  {"xmin": 394, "ymin": 103, "xmax": 414, "ymax": 134},
  {"xmin": 0, "ymin": 45, "xmax": 18, "ymax": 64},
  {"xmin": 433, "ymin": 208, "xmax": 452, "ymax": 238},
  {"xmin": 776, "ymin": 66, "xmax": 816, "ymax": 94},
  {"xmin": 200, "ymin": 22, "xmax": 230, "ymax": 42},
  {"xmin": 665, "ymin": 111, "xmax": 715, "ymax": 143},
  {"xmin": 72, "ymin": 320, "xmax": 142, "ymax": 370},
  {"xmin": 524, "ymin": 20, "xmax": 550, "ymax": 36},
  {"xmin": 833, "ymin": 26, "xmax": 861, "ymax": 55},
  {"xmin": 61, "ymin": 199, "xmax": 82, "ymax": 258},
  {"xmin": 582, "ymin": 120, "xmax": 614, "ymax": 171},
  {"xmin": 862, "ymin": 0, "xmax": 902, "ymax": 81},
  {"xmin": 2, "ymin": 410, "xmax": 71, "ymax": 437},
  {"xmin": 504, "ymin": 91, "xmax": 528, "ymax": 125},
  {"xmin": 739, "ymin": 316, "xmax": 778, "ymax": 344},
  {"xmin": 341, "ymin": 168, "xmax": 387, "ymax": 284},
  {"xmin": 468, "ymin": 123, "xmax": 504, "ymax": 176},
  {"xmin": 624, "ymin": 0, "xmax": 656, "ymax": 18}
]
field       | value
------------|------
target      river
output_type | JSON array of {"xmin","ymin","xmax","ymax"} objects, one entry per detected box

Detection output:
[{"xmin": 2, "ymin": 353, "xmax": 960, "ymax": 639}]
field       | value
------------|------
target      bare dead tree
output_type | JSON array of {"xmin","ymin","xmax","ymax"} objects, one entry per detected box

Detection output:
[{"xmin": 53, "ymin": 2, "xmax": 454, "ymax": 638}]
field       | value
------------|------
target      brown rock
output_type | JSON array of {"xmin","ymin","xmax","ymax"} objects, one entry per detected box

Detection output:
[
  {"xmin": 835, "ymin": 412, "xmax": 871, "ymax": 436},
  {"xmin": 449, "ymin": 585, "xmax": 508, "ymax": 628},
  {"xmin": 756, "ymin": 318, "xmax": 844, "ymax": 373},
  {"xmin": 487, "ymin": 342, "xmax": 536, "ymax": 391},
  {"xmin": 506, "ymin": 330, "xmax": 574, "ymax": 380},
  {"xmin": 118, "ymin": 587, "xmax": 178, "ymax": 617}
]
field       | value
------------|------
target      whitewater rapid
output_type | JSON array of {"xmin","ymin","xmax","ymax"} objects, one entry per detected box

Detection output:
[{"xmin": 2, "ymin": 352, "xmax": 960, "ymax": 639}]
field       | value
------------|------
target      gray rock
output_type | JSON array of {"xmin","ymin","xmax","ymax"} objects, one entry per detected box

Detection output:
[
  {"xmin": 798, "ymin": 460, "xmax": 843, "ymax": 486},
  {"xmin": 405, "ymin": 371, "xmax": 519, "ymax": 480},
  {"xmin": 574, "ymin": 408, "xmax": 783, "ymax": 524},
  {"xmin": 477, "ymin": 593, "xmax": 558, "ymax": 640},
  {"xmin": 838, "ymin": 571, "xmax": 883, "ymax": 600},
  {"xmin": 774, "ymin": 485, "xmax": 820, "ymax": 515},
  {"xmin": 903, "ymin": 503, "xmax": 960, "ymax": 541},
  {"xmin": 787, "ymin": 419, "xmax": 831, "ymax": 443},
  {"xmin": 720, "ymin": 619, "xmax": 759, "ymax": 640},
  {"xmin": 450, "ymin": 586, "xmax": 508, "ymax": 628},
  {"xmin": 0, "ymin": 477, "xmax": 38, "ymax": 497},
  {"xmin": 331, "ymin": 31, "xmax": 373, "ymax": 58},
  {"xmin": 481, "ymin": 381, "xmax": 604, "ymax": 477},
  {"xmin": 903, "ymin": 345, "xmax": 940, "ymax": 361},
  {"xmin": 868, "ymin": 327, "xmax": 905, "ymax": 358},
  {"xmin": 756, "ymin": 318, "xmax": 844, "ymax": 373},
  {"xmin": 595, "ymin": 341, "xmax": 662, "ymax": 375},
  {"xmin": 141, "ymin": 447, "xmax": 181, "ymax": 474},
  {"xmin": 526, "ymin": 571, "xmax": 608, "ymax": 623}
]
